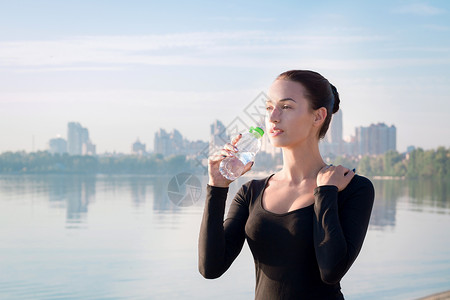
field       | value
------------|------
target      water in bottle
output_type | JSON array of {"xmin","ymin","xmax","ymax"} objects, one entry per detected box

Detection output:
[{"xmin": 219, "ymin": 126, "xmax": 264, "ymax": 180}]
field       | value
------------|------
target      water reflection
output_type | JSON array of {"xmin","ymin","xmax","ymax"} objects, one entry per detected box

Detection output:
[
  {"xmin": 47, "ymin": 175, "xmax": 96, "ymax": 228},
  {"xmin": 152, "ymin": 175, "xmax": 176, "ymax": 212},
  {"xmin": 407, "ymin": 179, "xmax": 449, "ymax": 211},
  {"xmin": 0, "ymin": 174, "xmax": 449, "ymax": 299},
  {"xmin": 129, "ymin": 176, "xmax": 149, "ymax": 206},
  {"xmin": 370, "ymin": 179, "xmax": 402, "ymax": 230},
  {"xmin": 0, "ymin": 175, "xmax": 448, "ymax": 229},
  {"xmin": 94, "ymin": 175, "xmax": 179, "ymax": 211},
  {"xmin": 369, "ymin": 178, "xmax": 449, "ymax": 231}
]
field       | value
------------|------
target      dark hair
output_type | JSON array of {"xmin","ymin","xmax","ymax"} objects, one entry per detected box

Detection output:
[{"xmin": 276, "ymin": 70, "xmax": 340, "ymax": 139}]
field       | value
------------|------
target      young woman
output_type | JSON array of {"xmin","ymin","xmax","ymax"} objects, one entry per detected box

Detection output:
[{"xmin": 199, "ymin": 70, "xmax": 375, "ymax": 299}]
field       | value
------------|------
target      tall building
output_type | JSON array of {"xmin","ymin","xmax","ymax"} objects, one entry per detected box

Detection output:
[
  {"xmin": 185, "ymin": 139, "xmax": 209, "ymax": 159},
  {"xmin": 48, "ymin": 137, "xmax": 67, "ymax": 154},
  {"xmin": 153, "ymin": 127, "xmax": 209, "ymax": 158},
  {"xmin": 172, "ymin": 129, "xmax": 183, "ymax": 152},
  {"xmin": 326, "ymin": 110, "xmax": 343, "ymax": 145},
  {"xmin": 154, "ymin": 129, "xmax": 169, "ymax": 156},
  {"xmin": 210, "ymin": 120, "xmax": 229, "ymax": 150},
  {"xmin": 154, "ymin": 129, "xmax": 184, "ymax": 156},
  {"xmin": 67, "ymin": 122, "xmax": 96, "ymax": 156},
  {"xmin": 132, "ymin": 139, "xmax": 146, "ymax": 155},
  {"xmin": 67, "ymin": 122, "xmax": 82, "ymax": 155},
  {"xmin": 82, "ymin": 140, "xmax": 96, "ymax": 156},
  {"xmin": 320, "ymin": 110, "xmax": 344, "ymax": 157},
  {"xmin": 355, "ymin": 123, "xmax": 396, "ymax": 155}
]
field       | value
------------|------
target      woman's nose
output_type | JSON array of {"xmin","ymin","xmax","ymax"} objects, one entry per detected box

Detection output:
[{"xmin": 268, "ymin": 107, "xmax": 280, "ymax": 123}]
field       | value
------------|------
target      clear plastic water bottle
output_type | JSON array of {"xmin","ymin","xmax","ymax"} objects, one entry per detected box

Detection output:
[{"xmin": 219, "ymin": 126, "xmax": 264, "ymax": 181}]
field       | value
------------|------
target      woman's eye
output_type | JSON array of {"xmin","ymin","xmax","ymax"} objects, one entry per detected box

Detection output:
[
  {"xmin": 282, "ymin": 105, "xmax": 290, "ymax": 109},
  {"xmin": 265, "ymin": 106, "xmax": 273, "ymax": 111}
]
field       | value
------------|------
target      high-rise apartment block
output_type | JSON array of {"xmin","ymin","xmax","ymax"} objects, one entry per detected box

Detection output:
[
  {"xmin": 132, "ymin": 139, "xmax": 146, "ymax": 155},
  {"xmin": 319, "ymin": 110, "xmax": 396, "ymax": 157},
  {"xmin": 209, "ymin": 120, "xmax": 229, "ymax": 150},
  {"xmin": 154, "ymin": 129, "xmax": 182, "ymax": 156},
  {"xmin": 154, "ymin": 128, "xmax": 207, "ymax": 157},
  {"xmin": 320, "ymin": 110, "xmax": 344, "ymax": 157},
  {"xmin": 355, "ymin": 123, "xmax": 396, "ymax": 155},
  {"xmin": 67, "ymin": 122, "xmax": 96, "ymax": 156},
  {"xmin": 48, "ymin": 137, "xmax": 67, "ymax": 154}
]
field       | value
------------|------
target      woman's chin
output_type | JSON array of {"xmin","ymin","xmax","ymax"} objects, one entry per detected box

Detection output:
[{"xmin": 269, "ymin": 139, "xmax": 288, "ymax": 148}]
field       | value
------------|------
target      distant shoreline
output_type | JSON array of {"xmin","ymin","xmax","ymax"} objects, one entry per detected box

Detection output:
[
  {"xmin": 0, "ymin": 172, "xmax": 443, "ymax": 181},
  {"xmin": 250, "ymin": 173, "xmax": 410, "ymax": 181},
  {"xmin": 372, "ymin": 175, "xmax": 406, "ymax": 180}
]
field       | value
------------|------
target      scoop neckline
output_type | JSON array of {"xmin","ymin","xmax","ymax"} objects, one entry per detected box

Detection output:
[{"xmin": 258, "ymin": 174, "xmax": 314, "ymax": 217}]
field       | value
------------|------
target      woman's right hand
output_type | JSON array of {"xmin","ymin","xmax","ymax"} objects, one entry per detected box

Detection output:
[
  {"xmin": 317, "ymin": 164, "xmax": 355, "ymax": 192},
  {"xmin": 208, "ymin": 134, "xmax": 253, "ymax": 187}
]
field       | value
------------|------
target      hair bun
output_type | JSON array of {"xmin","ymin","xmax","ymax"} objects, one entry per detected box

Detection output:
[{"xmin": 330, "ymin": 83, "xmax": 340, "ymax": 114}]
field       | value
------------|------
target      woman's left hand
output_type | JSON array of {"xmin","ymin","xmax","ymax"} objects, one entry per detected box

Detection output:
[{"xmin": 317, "ymin": 165, "xmax": 355, "ymax": 192}]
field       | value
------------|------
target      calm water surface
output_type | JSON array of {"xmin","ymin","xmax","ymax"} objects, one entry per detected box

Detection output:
[{"xmin": 0, "ymin": 174, "xmax": 449, "ymax": 299}]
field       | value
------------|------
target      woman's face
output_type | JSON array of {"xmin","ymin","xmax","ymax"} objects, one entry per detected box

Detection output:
[{"xmin": 265, "ymin": 79, "xmax": 319, "ymax": 148}]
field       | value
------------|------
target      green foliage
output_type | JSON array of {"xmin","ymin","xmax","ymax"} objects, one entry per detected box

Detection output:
[
  {"xmin": 332, "ymin": 155, "xmax": 359, "ymax": 169},
  {"xmin": 330, "ymin": 147, "xmax": 449, "ymax": 179},
  {"xmin": 0, "ymin": 151, "xmax": 198, "ymax": 175},
  {"xmin": 1, "ymin": 147, "xmax": 449, "ymax": 178}
]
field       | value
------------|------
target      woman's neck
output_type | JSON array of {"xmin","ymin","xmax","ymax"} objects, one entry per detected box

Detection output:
[{"xmin": 279, "ymin": 140, "xmax": 326, "ymax": 184}]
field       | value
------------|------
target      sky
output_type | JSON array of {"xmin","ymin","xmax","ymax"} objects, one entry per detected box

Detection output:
[{"xmin": 0, "ymin": 0, "xmax": 449, "ymax": 154}]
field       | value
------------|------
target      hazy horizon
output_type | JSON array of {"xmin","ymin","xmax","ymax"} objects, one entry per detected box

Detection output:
[{"xmin": 1, "ymin": 1, "xmax": 450, "ymax": 154}]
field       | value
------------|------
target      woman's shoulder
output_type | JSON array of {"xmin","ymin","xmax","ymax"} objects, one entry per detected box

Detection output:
[
  {"xmin": 241, "ymin": 174, "xmax": 273, "ymax": 191},
  {"xmin": 340, "ymin": 174, "xmax": 375, "ymax": 204},
  {"xmin": 349, "ymin": 174, "xmax": 373, "ymax": 189},
  {"xmin": 236, "ymin": 174, "xmax": 273, "ymax": 200}
]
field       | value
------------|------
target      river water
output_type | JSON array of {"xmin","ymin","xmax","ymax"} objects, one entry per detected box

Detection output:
[{"xmin": 0, "ymin": 174, "xmax": 449, "ymax": 299}]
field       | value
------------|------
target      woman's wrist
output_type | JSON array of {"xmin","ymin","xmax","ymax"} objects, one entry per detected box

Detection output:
[
  {"xmin": 314, "ymin": 185, "xmax": 339, "ymax": 196},
  {"xmin": 208, "ymin": 180, "xmax": 230, "ymax": 188}
]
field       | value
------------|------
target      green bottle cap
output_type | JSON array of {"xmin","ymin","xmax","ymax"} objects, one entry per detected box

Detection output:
[{"xmin": 250, "ymin": 126, "xmax": 264, "ymax": 138}]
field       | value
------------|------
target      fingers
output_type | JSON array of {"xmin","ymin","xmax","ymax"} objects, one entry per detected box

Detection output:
[
  {"xmin": 308, "ymin": 164, "xmax": 357, "ymax": 177},
  {"xmin": 319, "ymin": 164, "xmax": 332, "ymax": 173},
  {"xmin": 323, "ymin": 164, "xmax": 352, "ymax": 175},
  {"xmin": 231, "ymin": 134, "xmax": 242, "ymax": 146},
  {"xmin": 241, "ymin": 161, "xmax": 254, "ymax": 176},
  {"xmin": 224, "ymin": 143, "xmax": 238, "ymax": 152},
  {"xmin": 209, "ymin": 139, "xmax": 240, "ymax": 162},
  {"xmin": 209, "ymin": 134, "xmax": 241, "ymax": 163},
  {"xmin": 344, "ymin": 168, "xmax": 355, "ymax": 177},
  {"xmin": 209, "ymin": 150, "xmax": 234, "ymax": 162},
  {"xmin": 334, "ymin": 165, "xmax": 355, "ymax": 177}
]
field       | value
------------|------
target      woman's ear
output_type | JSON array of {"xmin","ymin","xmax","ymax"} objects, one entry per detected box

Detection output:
[{"xmin": 313, "ymin": 107, "xmax": 327, "ymax": 127}]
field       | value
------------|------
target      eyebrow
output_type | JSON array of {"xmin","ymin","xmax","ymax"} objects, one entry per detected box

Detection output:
[{"xmin": 266, "ymin": 97, "xmax": 296, "ymax": 103}]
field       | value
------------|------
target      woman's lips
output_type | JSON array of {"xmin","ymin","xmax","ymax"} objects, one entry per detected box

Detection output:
[{"xmin": 269, "ymin": 128, "xmax": 284, "ymax": 137}]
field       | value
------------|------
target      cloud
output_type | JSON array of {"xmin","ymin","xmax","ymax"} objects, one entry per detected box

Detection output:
[
  {"xmin": 1, "ymin": 31, "xmax": 448, "ymax": 73},
  {"xmin": 14, "ymin": 66, "xmax": 123, "ymax": 73},
  {"xmin": 298, "ymin": 57, "xmax": 450, "ymax": 71},
  {"xmin": 208, "ymin": 16, "xmax": 275, "ymax": 23},
  {"xmin": 0, "ymin": 31, "xmax": 387, "ymax": 71},
  {"xmin": 392, "ymin": 3, "xmax": 446, "ymax": 16}
]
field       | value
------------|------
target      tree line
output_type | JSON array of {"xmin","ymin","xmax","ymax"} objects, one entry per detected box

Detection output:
[
  {"xmin": 332, "ymin": 147, "xmax": 449, "ymax": 179},
  {"xmin": 0, "ymin": 151, "xmax": 200, "ymax": 175},
  {"xmin": 0, "ymin": 147, "xmax": 448, "ymax": 178}
]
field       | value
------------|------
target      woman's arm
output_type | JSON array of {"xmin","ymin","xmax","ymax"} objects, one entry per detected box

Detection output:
[
  {"xmin": 313, "ymin": 175, "xmax": 375, "ymax": 284},
  {"xmin": 198, "ymin": 183, "xmax": 250, "ymax": 279}
]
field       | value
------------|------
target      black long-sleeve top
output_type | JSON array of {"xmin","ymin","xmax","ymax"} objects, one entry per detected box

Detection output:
[{"xmin": 198, "ymin": 174, "xmax": 375, "ymax": 299}]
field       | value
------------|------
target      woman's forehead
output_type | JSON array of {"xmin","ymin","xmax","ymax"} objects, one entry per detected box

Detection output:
[{"xmin": 268, "ymin": 79, "xmax": 307, "ymax": 101}]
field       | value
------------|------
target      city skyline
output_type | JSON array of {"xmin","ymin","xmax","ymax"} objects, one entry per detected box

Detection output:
[
  {"xmin": 1, "ymin": 1, "xmax": 449, "ymax": 153},
  {"xmin": 39, "ymin": 117, "xmax": 398, "ymax": 157},
  {"xmin": 0, "ymin": 110, "xmax": 404, "ymax": 155}
]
